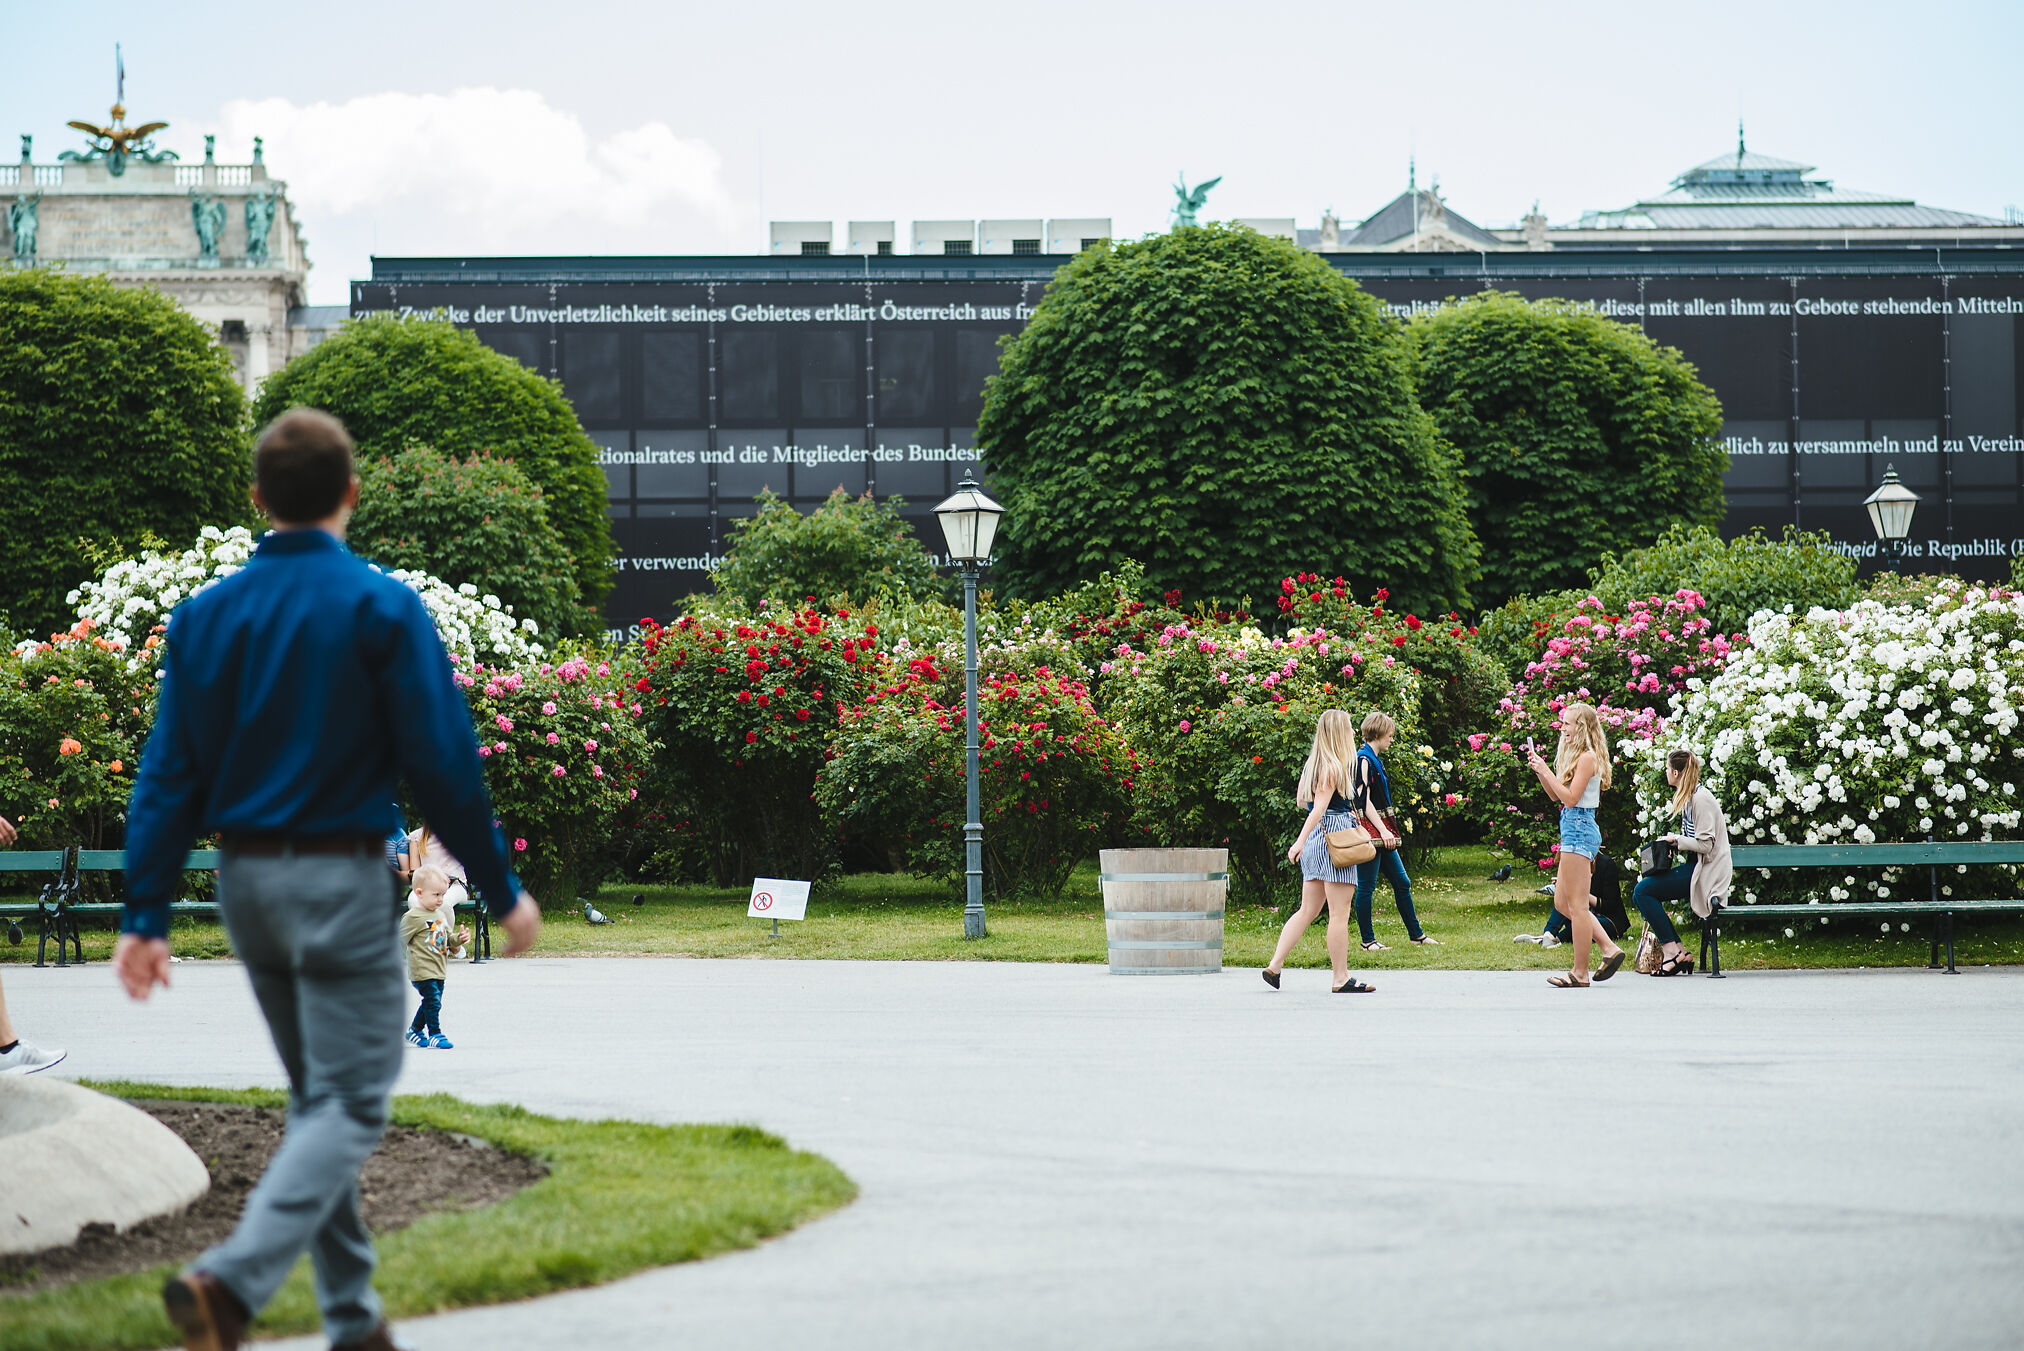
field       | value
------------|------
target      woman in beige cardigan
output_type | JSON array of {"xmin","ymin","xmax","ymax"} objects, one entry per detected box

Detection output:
[{"xmin": 1631, "ymin": 749, "xmax": 1732, "ymax": 976}]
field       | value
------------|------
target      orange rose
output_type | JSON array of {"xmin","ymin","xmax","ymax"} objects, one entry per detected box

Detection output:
[
  {"xmin": 58, "ymin": 738, "xmax": 82, "ymax": 756},
  {"xmin": 109, "ymin": 759, "xmax": 124, "ymax": 773}
]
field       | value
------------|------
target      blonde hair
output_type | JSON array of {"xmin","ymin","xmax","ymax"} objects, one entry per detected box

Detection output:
[
  {"xmin": 1666, "ymin": 749, "xmax": 1701, "ymax": 816},
  {"xmin": 1296, "ymin": 709, "xmax": 1359, "ymax": 809},
  {"xmin": 1360, "ymin": 711, "xmax": 1397, "ymax": 743},
  {"xmin": 412, "ymin": 865, "xmax": 449, "ymax": 893},
  {"xmin": 1554, "ymin": 703, "xmax": 1613, "ymax": 791}
]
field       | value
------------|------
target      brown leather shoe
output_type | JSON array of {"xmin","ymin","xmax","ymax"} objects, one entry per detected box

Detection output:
[
  {"xmin": 332, "ymin": 1322, "xmax": 416, "ymax": 1351},
  {"xmin": 162, "ymin": 1270, "xmax": 248, "ymax": 1351}
]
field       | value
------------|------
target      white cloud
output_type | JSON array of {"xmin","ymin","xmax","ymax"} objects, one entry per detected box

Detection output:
[{"xmin": 200, "ymin": 87, "xmax": 745, "ymax": 301}]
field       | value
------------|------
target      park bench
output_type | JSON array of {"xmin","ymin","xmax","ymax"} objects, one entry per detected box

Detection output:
[
  {"xmin": 1704, "ymin": 841, "xmax": 2024, "ymax": 976},
  {"xmin": 0, "ymin": 847, "xmax": 221, "ymax": 968}
]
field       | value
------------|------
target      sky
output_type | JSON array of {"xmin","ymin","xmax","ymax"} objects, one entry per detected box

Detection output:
[{"xmin": 8, "ymin": 0, "xmax": 2022, "ymax": 306}]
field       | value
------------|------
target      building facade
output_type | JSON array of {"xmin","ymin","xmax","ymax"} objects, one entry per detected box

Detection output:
[
  {"xmin": 358, "ymin": 233, "xmax": 2024, "ymax": 632},
  {"xmin": 2, "ymin": 95, "xmax": 332, "ymax": 390}
]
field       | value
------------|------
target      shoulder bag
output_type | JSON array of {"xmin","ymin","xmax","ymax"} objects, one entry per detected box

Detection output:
[{"xmin": 1324, "ymin": 765, "xmax": 1377, "ymax": 868}]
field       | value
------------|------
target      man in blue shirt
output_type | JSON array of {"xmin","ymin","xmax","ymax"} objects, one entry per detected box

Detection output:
[{"xmin": 114, "ymin": 408, "xmax": 540, "ymax": 1351}]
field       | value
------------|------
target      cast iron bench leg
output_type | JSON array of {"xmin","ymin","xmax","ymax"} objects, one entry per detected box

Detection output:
[
  {"xmin": 1946, "ymin": 911, "xmax": 1957, "ymax": 974},
  {"xmin": 34, "ymin": 909, "xmax": 52, "ymax": 968},
  {"xmin": 473, "ymin": 906, "xmax": 489, "ymax": 964},
  {"xmin": 1707, "ymin": 911, "xmax": 1724, "ymax": 978}
]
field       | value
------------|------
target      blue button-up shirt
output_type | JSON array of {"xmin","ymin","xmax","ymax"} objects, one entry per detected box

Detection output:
[{"xmin": 123, "ymin": 530, "xmax": 519, "ymax": 938}]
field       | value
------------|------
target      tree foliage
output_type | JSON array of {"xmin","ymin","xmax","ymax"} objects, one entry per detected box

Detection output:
[
  {"xmin": 978, "ymin": 226, "xmax": 1478, "ymax": 617},
  {"xmin": 250, "ymin": 315, "xmax": 613, "ymax": 610},
  {"xmin": 710, "ymin": 489, "xmax": 945, "ymax": 610},
  {"xmin": 1586, "ymin": 523, "xmax": 1856, "ymax": 640},
  {"xmin": 351, "ymin": 447, "xmax": 585, "ymax": 638},
  {"xmin": 0, "ymin": 269, "xmax": 251, "ymax": 636},
  {"xmin": 1409, "ymin": 291, "xmax": 1727, "ymax": 607}
]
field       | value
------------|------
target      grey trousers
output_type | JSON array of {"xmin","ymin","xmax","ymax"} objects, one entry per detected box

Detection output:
[{"xmin": 202, "ymin": 849, "xmax": 405, "ymax": 1344}]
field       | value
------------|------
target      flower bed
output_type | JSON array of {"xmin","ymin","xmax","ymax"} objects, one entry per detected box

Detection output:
[
  {"xmin": 1643, "ymin": 582, "xmax": 2024, "ymax": 906},
  {"xmin": 456, "ymin": 649, "xmax": 657, "ymax": 904},
  {"xmin": 1453, "ymin": 591, "xmax": 1739, "ymax": 869},
  {"xmin": 1103, "ymin": 596, "xmax": 1421, "ymax": 905},
  {"xmin": 67, "ymin": 526, "xmax": 543, "ymax": 665},
  {"xmin": 0, "ymin": 620, "xmax": 160, "ymax": 849}
]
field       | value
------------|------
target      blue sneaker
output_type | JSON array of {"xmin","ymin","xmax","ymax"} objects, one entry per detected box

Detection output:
[
  {"xmin": 430, "ymin": 1034, "xmax": 454, "ymax": 1049},
  {"xmin": 405, "ymin": 1029, "xmax": 429, "ymax": 1048}
]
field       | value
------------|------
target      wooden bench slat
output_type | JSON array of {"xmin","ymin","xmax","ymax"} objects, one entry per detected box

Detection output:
[
  {"xmin": 1732, "ymin": 842, "xmax": 2024, "ymax": 867},
  {"xmin": 75, "ymin": 849, "xmax": 222, "ymax": 871},
  {"xmin": 1723, "ymin": 901, "xmax": 2024, "ymax": 916},
  {"xmin": 0, "ymin": 851, "xmax": 70, "ymax": 872}
]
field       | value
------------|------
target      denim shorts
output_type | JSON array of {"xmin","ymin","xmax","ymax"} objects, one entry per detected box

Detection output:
[{"xmin": 1559, "ymin": 806, "xmax": 1601, "ymax": 860}]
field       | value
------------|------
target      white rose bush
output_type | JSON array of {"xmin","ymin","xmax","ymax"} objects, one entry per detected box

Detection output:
[
  {"xmin": 64, "ymin": 526, "xmax": 543, "ymax": 666},
  {"xmin": 1633, "ymin": 580, "xmax": 2024, "ymax": 906}
]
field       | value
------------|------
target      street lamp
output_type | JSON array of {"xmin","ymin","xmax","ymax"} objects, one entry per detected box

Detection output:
[
  {"xmin": 932, "ymin": 473, "xmax": 1004, "ymax": 940},
  {"xmin": 1863, "ymin": 465, "xmax": 1920, "ymax": 571}
]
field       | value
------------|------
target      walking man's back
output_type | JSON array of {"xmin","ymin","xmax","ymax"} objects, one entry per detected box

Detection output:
[{"xmin": 113, "ymin": 408, "xmax": 541, "ymax": 1351}]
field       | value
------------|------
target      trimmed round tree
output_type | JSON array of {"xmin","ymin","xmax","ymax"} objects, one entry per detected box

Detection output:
[
  {"xmin": 351, "ymin": 447, "xmax": 585, "ymax": 638},
  {"xmin": 1409, "ymin": 291, "xmax": 1727, "ymax": 608},
  {"xmin": 250, "ymin": 314, "xmax": 613, "ymax": 613},
  {"xmin": 978, "ymin": 226, "xmax": 1478, "ymax": 617},
  {"xmin": 0, "ymin": 269, "xmax": 250, "ymax": 636},
  {"xmin": 713, "ymin": 488, "xmax": 946, "ymax": 610}
]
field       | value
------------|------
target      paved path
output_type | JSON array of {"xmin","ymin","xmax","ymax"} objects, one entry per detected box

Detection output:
[{"xmin": 12, "ymin": 957, "xmax": 2024, "ymax": 1350}]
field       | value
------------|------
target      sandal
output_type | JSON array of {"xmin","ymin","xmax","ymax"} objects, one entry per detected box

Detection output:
[
  {"xmin": 1594, "ymin": 950, "xmax": 1625, "ymax": 982},
  {"xmin": 1361, "ymin": 940, "xmax": 1389, "ymax": 952},
  {"xmin": 1654, "ymin": 954, "xmax": 1695, "ymax": 977},
  {"xmin": 1547, "ymin": 973, "xmax": 1590, "ymax": 988},
  {"xmin": 1332, "ymin": 978, "xmax": 1378, "ymax": 994},
  {"xmin": 1261, "ymin": 968, "xmax": 1281, "ymax": 990}
]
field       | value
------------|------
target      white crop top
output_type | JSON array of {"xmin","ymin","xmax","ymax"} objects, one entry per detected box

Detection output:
[{"xmin": 1576, "ymin": 773, "xmax": 1600, "ymax": 809}]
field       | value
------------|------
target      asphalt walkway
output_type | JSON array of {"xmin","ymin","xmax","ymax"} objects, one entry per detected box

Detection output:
[{"xmin": 11, "ymin": 957, "xmax": 2023, "ymax": 1350}]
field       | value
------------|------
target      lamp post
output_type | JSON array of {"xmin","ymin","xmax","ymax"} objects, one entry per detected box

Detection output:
[
  {"xmin": 1863, "ymin": 465, "xmax": 1920, "ymax": 573},
  {"xmin": 931, "ymin": 473, "xmax": 1005, "ymax": 940}
]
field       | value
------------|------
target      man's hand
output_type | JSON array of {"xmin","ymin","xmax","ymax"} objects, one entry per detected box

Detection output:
[
  {"xmin": 113, "ymin": 934, "xmax": 173, "ymax": 1001},
  {"xmin": 498, "ymin": 892, "xmax": 542, "ymax": 957}
]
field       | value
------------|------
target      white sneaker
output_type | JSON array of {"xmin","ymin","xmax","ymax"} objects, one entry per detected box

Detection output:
[
  {"xmin": 0, "ymin": 1040, "xmax": 67, "ymax": 1075},
  {"xmin": 1513, "ymin": 933, "xmax": 1542, "ymax": 943},
  {"xmin": 1539, "ymin": 933, "xmax": 1561, "ymax": 949}
]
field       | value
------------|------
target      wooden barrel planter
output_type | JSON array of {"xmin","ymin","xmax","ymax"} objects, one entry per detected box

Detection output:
[{"xmin": 1098, "ymin": 848, "xmax": 1228, "ymax": 975}]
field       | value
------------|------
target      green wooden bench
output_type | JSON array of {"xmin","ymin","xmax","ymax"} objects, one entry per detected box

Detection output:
[
  {"xmin": 0, "ymin": 847, "xmax": 222, "ymax": 968},
  {"xmin": 1707, "ymin": 841, "xmax": 2024, "ymax": 976},
  {"xmin": 0, "ymin": 850, "xmax": 78, "ymax": 967}
]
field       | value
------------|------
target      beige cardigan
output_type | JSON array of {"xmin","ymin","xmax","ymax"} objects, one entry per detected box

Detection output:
[{"xmin": 1668, "ymin": 784, "xmax": 1732, "ymax": 918}]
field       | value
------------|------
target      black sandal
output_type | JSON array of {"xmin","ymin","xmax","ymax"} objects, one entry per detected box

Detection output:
[
  {"xmin": 1655, "ymin": 954, "xmax": 1695, "ymax": 977},
  {"xmin": 1262, "ymin": 968, "xmax": 1281, "ymax": 990},
  {"xmin": 1332, "ymin": 978, "xmax": 1377, "ymax": 994},
  {"xmin": 1594, "ymin": 950, "xmax": 1625, "ymax": 982},
  {"xmin": 1547, "ymin": 973, "xmax": 1590, "ymax": 988}
]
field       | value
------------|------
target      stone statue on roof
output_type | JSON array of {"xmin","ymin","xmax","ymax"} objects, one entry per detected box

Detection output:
[
  {"xmin": 245, "ymin": 190, "xmax": 278, "ymax": 264},
  {"xmin": 1171, "ymin": 174, "xmax": 1221, "ymax": 230},
  {"xmin": 8, "ymin": 194, "xmax": 39, "ymax": 264},
  {"xmin": 190, "ymin": 191, "xmax": 226, "ymax": 260}
]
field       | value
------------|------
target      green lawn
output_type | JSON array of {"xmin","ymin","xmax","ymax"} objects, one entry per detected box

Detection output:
[
  {"xmin": 0, "ymin": 1083, "xmax": 855, "ymax": 1351},
  {"xmin": 7, "ymin": 846, "xmax": 2020, "ymax": 971}
]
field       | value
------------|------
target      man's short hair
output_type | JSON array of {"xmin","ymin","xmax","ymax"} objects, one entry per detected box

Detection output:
[{"xmin": 254, "ymin": 408, "xmax": 355, "ymax": 523}]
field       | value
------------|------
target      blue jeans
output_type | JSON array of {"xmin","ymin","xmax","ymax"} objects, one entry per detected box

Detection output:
[
  {"xmin": 1631, "ymin": 860, "xmax": 1695, "ymax": 947},
  {"xmin": 1355, "ymin": 847, "xmax": 1424, "ymax": 944},
  {"xmin": 410, "ymin": 979, "xmax": 444, "ymax": 1035}
]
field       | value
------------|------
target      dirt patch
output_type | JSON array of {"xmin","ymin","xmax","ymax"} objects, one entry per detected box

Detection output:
[{"xmin": 0, "ymin": 1100, "xmax": 547, "ymax": 1296}]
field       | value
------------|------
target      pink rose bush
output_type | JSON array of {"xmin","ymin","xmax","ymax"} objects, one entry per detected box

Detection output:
[
  {"xmin": 1452, "ymin": 590, "xmax": 1742, "ymax": 867},
  {"xmin": 457, "ymin": 646, "xmax": 657, "ymax": 903}
]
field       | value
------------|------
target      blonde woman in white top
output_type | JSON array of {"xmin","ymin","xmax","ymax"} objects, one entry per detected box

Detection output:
[{"xmin": 1525, "ymin": 703, "xmax": 1626, "ymax": 988}]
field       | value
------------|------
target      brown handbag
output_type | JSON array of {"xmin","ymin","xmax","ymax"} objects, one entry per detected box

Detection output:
[
  {"xmin": 1326, "ymin": 823, "xmax": 1377, "ymax": 868},
  {"xmin": 1324, "ymin": 763, "xmax": 1378, "ymax": 867}
]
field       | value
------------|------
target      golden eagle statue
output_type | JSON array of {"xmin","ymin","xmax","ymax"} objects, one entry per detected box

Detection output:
[{"xmin": 62, "ymin": 102, "xmax": 176, "ymax": 177}]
